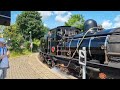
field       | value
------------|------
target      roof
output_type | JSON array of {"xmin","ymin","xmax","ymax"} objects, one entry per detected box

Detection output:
[
  {"xmin": 49, "ymin": 26, "xmax": 81, "ymax": 31},
  {"xmin": 0, "ymin": 11, "xmax": 11, "ymax": 26}
]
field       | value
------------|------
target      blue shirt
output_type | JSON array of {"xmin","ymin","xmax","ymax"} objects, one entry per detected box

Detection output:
[{"xmin": 0, "ymin": 47, "xmax": 9, "ymax": 69}]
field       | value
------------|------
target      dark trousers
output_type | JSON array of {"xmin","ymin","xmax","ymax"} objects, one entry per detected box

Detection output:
[{"xmin": 0, "ymin": 68, "xmax": 7, "ymax": 79}]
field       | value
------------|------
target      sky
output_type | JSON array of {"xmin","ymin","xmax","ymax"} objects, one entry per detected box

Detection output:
[{"xmin": 11, "ymin": 11, "xmax": 120, "ymax": 29}]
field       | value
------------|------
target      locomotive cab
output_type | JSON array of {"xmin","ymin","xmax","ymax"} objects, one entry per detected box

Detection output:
[{"xmin": 44, "ymin": 26, "xmax": 82, "ymax": 55}]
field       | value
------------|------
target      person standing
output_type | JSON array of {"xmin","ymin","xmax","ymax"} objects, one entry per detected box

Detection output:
[{"xmin": 0, "ymin": 38, "xmax": 10, "ymax": 79}]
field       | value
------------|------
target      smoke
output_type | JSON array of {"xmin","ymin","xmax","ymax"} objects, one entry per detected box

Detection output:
[
  {"xmin": 51, "ymin": 67, "xmax": 62, "ymax": 73},
  {"xmin": 51, "ymin": 67, "xmax": 70, "ymax": 79}
]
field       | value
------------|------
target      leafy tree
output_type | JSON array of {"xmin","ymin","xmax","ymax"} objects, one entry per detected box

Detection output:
[
  {"xmin": 41, "ymin": 26, "xmax": 49, "ymax": 36},
  {"xmin": 4, "ymin": 11, "xmax": 49, "ymax": 53},
  {"xmin": 3, "ymin": 24, "xmax": 17, "ymax": 39},
  {"xmin": 32, "ymin": 26, "xmax": 49, "ymax": 52},
  {"xmin": 65, "ymin": 14, "xmax": 85, "ymax": 30},
  {"xmin": 16, "ymin": 11, "xmax": 45, "ymax": 40},
  {"xmin": 3, "ymin": 24, "xmax": 24, "ymax": 52}
]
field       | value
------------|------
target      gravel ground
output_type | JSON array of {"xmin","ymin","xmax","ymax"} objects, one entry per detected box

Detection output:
[{"xmin": 5, "ymin": 53, "xmax": 69, "ymax": 79}]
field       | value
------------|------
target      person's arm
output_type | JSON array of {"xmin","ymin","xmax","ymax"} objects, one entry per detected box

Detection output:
[
  {"xmin": 0, "ymin": 54, "xmax": 7, "ymax": 60},
  {"xmin": 7, "ymin": 50, "xmax": 10, "ymax": 58}
]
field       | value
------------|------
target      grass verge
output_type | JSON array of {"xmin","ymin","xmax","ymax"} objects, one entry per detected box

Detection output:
[{"xmin": 10, "ymin": 49, "xmax": 32, "ymax": 58}]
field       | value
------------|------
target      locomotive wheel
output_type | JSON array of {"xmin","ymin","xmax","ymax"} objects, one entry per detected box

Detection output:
[
  {"xmin": 40, "ymin": 55, "xmax": 46, "ymax": 63},
  {"xmin": 51, "ymin": 61, "xmax": 55, "ymax": 67},
  {"xmin": 67, "ymin": 68, "xmax": 79, "ymax": 78}
]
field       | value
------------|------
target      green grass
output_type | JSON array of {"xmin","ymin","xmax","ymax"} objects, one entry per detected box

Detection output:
[{"xmin": 10, "ymin": 49, "xmax": 32, "ymax": 58}]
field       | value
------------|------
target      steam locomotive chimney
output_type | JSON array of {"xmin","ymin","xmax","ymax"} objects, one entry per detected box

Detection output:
[{"xmin": 84, "ymin": 19, "xmax": 98, "ymax": 32}]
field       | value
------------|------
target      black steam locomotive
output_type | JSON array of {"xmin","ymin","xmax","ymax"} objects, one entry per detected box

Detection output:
[{"xmin": 39, "ymin": 19, "xmax": 120, "ymax": 79}]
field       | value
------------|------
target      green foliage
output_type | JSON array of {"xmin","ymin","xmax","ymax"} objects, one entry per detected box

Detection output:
[
  {"xmin": 10, "ymin": 49, "xmax": 32, "ymax": 58},
  {"xmin": 65, "ymin": 14, "xmax": 85, "ymax": 30},
  {"xmin": 3, "ymin": 11, "xmax": 50, "ymax": 57},
  {"xmin": 16, "ymin": 11, "xmax": 45, "ymax": 40},
  {"xmin": 32, "ymin": 39, "xmax": 40, "ymax": 52},
  {"xmin": 23, "ymin": 41, "xmax": 30, "ymax": 50},
  {"xmin": 3, "ymin": 24, "xmax": 17, "ymax": 39},
  {"xmin": 3, "ymin": 24, "xmax": 24, "ymax": 52}
]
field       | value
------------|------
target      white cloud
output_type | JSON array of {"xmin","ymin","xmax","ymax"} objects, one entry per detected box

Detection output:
[
  {"xmin": 44, "ymin": 23, "xmax": 47, "ymax": 27},
  {"xmin": 38, "ymin": 11, "xmax": 53, "ymax": 19},
  {"xmin": 102, "ymin": 20, "xmax": 112, "ymax": 29},
  {"xmin": 113, "ymin": 22, "xmax": 120, "ymax": 28},
  {"xmin": 53, "ymin": 11, "xmax": 67, "ymax": 15},
  {"xmin": 114, "ymin": 15, "xmax": 120, "ymax": 22},
  {"xmin": 38, "ymin": 11, "xmax": 69, "ymax": 21},
  {"xmin": 55, "ymin": 12, "xmax": 72, "ymax": 23},
  {"xmin": 102, "ymin": 15, "xmax": 120, "ymax": 29},
  {"xmin": 113, "ymin": 15, "xmax": 120, "ymax": 28}
]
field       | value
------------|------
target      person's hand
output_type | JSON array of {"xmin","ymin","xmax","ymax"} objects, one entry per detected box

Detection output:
[{"xmin": 7, "ymin": 51, "xmax": 10, "ymax": 58}]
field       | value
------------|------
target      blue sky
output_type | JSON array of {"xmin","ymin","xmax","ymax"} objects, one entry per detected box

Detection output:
[{"xmin": 11, "ymin": 11, "xmax": 120, "ymax": 29}]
